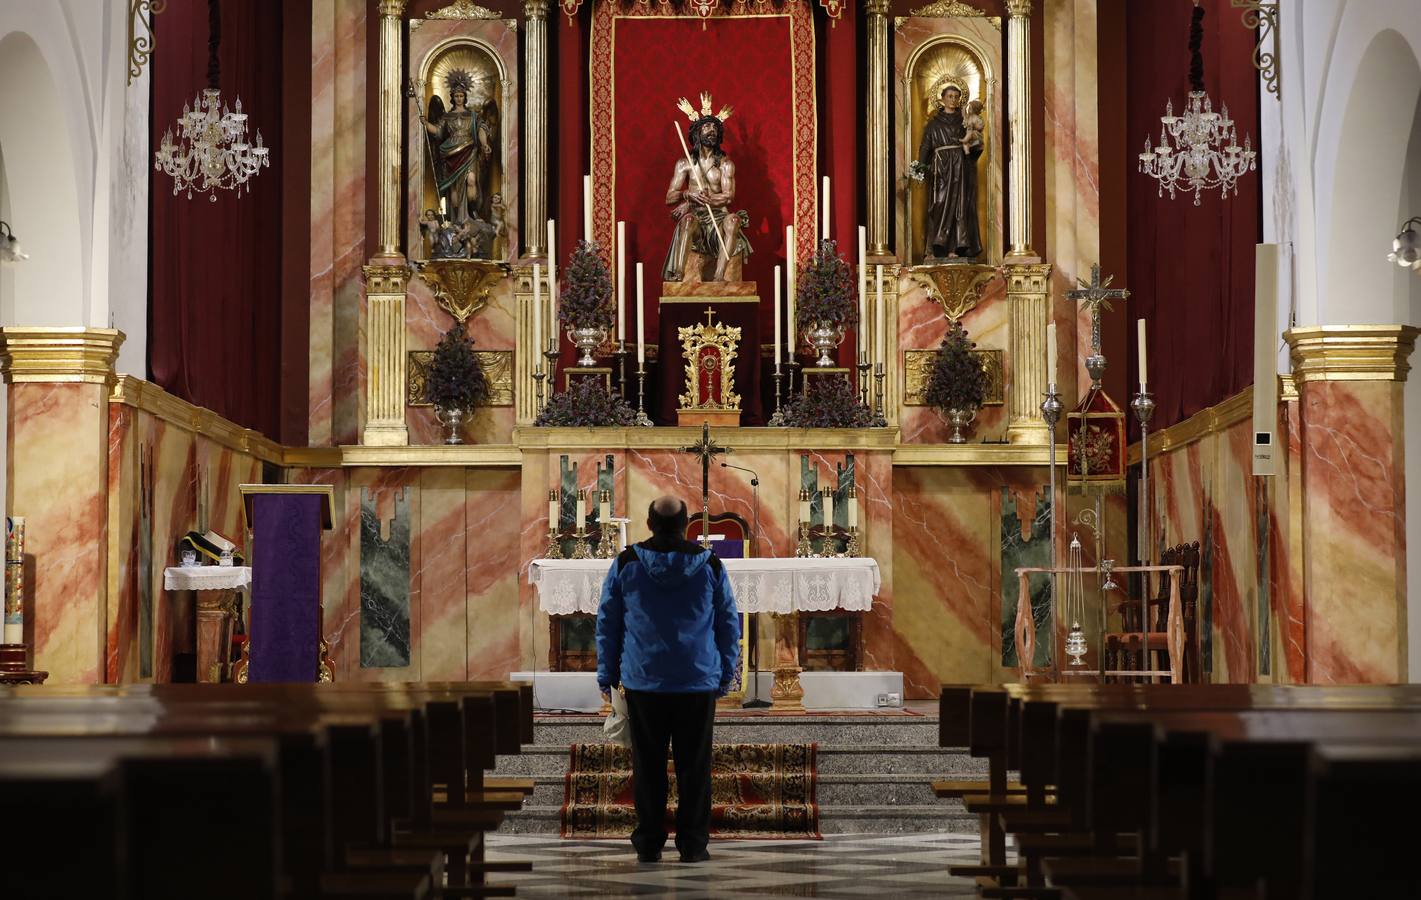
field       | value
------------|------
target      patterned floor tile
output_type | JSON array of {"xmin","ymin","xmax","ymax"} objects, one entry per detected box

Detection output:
[{"xmin": 485, "ymin": 832, "xmax": 998, "ymax": 898}]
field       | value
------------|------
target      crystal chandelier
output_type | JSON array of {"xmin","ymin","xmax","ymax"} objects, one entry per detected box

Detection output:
[
  {"xmin": 153, "ymin": 0, "xmax": 268, "ymax": 200},
  {"xmin": 1139, "ymin": 2, "xmax": 1256, "ymax": 206}
]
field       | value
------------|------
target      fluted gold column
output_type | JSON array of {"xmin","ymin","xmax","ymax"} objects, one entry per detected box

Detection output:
[
  {"xmin": 1005, "ymin": 0, "xmax": 1035, "ymax": 260},
  {"xmin": 865, "ymin": 0, "xmax": 891, "ymax": 257},
  {"xmin": 1005, "ymin": 263, "xmax": 1052, "ymax": 445},
  {"xmin": 376, "ymin": 0, "xmax": 406, "ymax": 258},
  {"xmin": 524, "ymin": 0, "xmax": 549, "ymax": 257},
  {"xmin": 362, "ymin": 266, "xmax": 411, "ymax": 446}
]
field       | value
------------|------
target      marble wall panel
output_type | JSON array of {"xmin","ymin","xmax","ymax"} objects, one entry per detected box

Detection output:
[
  {"xmin": 897, "ymin": 277, "xmax": 1008, "ymax": 444},
  {"xmin": 105, "ymin": 404, "xmax": 139, "ymax": 683},
  {"xmin": 361, "ymin": 486, "xmax": 412, "ymax": 668},
  {"xmin": 309, "ymin": 0, "xmax": 336, "ymax": 446},
  {"xmin": 292, "ymin": 468, "xmax": 356, "ymax": 679},
  {"xmin": 12, "ymin": 384, "xmax": 109, "ymax": 683},
  {"xmin": 465, "ymin": 468, "xmax": 521, "ymax": 680},
  {"xmin": 416, "ymin": 467, "xmax": 467, "ymax": 681}
]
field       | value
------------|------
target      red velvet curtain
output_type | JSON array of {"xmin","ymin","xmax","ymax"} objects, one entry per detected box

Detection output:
[
  {"xmin": 149, "ymin": 0, "xmax": 286, "ymax": 438},
  {"xmin": 1125, "ymin": 0, "xmax": 1260, "ymax": 433}
]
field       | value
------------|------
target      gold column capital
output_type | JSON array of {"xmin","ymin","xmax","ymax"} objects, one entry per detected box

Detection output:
[
  {"xmin": 524, "ymin": 0, "xmax": 550, "ymax": 15},
  {"xmin": 864, "ymin": 0, "xmax": 891, "ymax": 15},
  {"xmin": 1283, "ymin": 324, "xmax": 1420, "ymax": 383},
  {"xmin": 0, "ymin": 327, "xmax": 125, "ymax": 385},
  {"xmin": 1005, "ymin": 0, "xmax": 1032, "ymax": 18},
  {"xmin": 363, "ymin": 264, "xmax": 413, "ymax": 294},
  {"xmin": 1004, "ymin": 261, "xmax": 1052, "ymax": 291},
  {"xmin": 378, "ymin": 0, "xmax": 408, "ymax": 17}
]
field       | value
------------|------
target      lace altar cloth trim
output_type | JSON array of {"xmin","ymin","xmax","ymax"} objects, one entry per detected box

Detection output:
[
  {"xmin": 163, "ymin": 566, "xmax": 253, "ymax": 592},
  {"xmin": 529, "ymin": 557, "xmax": 880, "ymax": 616}
]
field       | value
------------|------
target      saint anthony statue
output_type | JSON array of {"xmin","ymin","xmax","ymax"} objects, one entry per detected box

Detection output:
[
  {"xmin": 420, "ymin": 68, "xmax": 495, "ymax": 232},
  {"xmin": 913, "ymin": 84, "xmax": 983, "ymax": 261},
  {"xmin": 663, "ymin": 93, "xmax": 752, "ymax": 283}
]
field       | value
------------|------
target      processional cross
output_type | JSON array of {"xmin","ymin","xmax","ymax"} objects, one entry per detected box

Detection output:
[
  {"xmin": 1065, "ymin": 264, "xmax": 1130, "ymax": 388},
  {"xmin": 678, "ymin": 422, "xmax": 730, "ymax": 548}
]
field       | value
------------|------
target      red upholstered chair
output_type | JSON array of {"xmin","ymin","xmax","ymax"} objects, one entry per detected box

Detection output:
[{"xmin": 686, "ymin": 511, "xmax": 751, "ymax": 558}]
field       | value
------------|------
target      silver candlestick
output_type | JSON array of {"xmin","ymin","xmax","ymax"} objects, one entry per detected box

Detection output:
[
  {"xmin": 614, "ymin": 339, "xmax": 630, "ymax": 399},
  {"xmin": 634, "ymin": 361, "xmax": 653, "ymax": 427},
  {"xmin": 542, "ymin": 338, "xmax": 560, "ymax": 408},
  {"xmin": 872, "ymin": 362, "xmax": 887, "ymax": 425},
  {"xmin": 857, "ymin": 352, "xmax": 871, "ymax": 407},
  {"xmin": 768, "ymin": 364, "xmax": 787, "ymax": 426},
  {"xmin": 1131, "ymin": 385, "xmax": 1157, "ymax": 567},
  {"xmin": 533, "ymin": 364, "xmax": 547, "ymax": 413},
  {"xmin": 1041, "ymin": 382, "xmax": 1063, "ymax": 672}
]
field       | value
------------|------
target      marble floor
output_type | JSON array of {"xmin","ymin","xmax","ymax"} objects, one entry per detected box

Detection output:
[{"xmin": 484, "ymin": 832, "xmax": 993, "ymax": 898}]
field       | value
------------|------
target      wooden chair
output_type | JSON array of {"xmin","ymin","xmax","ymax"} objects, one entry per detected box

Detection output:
[{"xmin": 1102, "ymin": 542, "xmax": 1200, "ymax": 684}]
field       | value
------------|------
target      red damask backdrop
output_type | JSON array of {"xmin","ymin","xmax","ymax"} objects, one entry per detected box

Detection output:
[{"xmin": 591, "ymin": 5, "xmax": 817, "ymax": 342}]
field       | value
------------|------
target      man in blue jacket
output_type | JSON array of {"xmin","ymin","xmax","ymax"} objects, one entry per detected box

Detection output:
[{"xmin": 596, "ymin": 495, "xmax": 740, "ymax": 864}]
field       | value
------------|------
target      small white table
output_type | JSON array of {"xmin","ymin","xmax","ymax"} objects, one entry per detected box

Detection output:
[{"xmin": 163, "ymin": 566, "xmax": 251, "ymax": 683}]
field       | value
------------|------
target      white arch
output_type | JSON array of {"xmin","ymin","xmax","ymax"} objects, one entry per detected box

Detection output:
[
  {"xmin": 0, "ymin": 30, "xmax": 86, "ymax": 326},
  {"xmin": 1317, "ymin": 29, "xmax": 1421, "ymax": 324}
]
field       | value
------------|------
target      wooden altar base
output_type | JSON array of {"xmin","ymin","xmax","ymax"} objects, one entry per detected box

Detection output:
[{"xmin": 677, "ymin": 409, "xmax": 741, "ymax": 427}]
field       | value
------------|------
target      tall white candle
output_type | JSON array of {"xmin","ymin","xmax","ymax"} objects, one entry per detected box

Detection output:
[
  {"xmin": 1046, "ymin": 321, "xmax": 1057, "ymax": 386},
  {"xmin": 548, "ymin": 489, "xmax": 558, "ymax": 532},
  {"xmin": 858, "ymin": 226, "xmax": 868, "ymax": 358},
  {"xmin": 774, "ymin": 265, "xmax": 783, "ymax": 367},
  {"xmin": 823, "ymin": 480, "xmax": 835, "ymax": 530},
  {"xmin": 786, "ymin": 225, "xmax": 797, "ymax": 356},
  {"xmin": 532, "ymin": 263, "xmax": 543, "ymax": 365},
  {"xmin": 821, "ymin": 176, "xmax": 830, "ymax": 244},
  {"xmin": 1137, "ymin": 318, "xmax": 1148, "ymax": 388},
  {"xmin": 799, "ymin": 490, "xmax": 810, "ymax": 523},
  {"xmin": 547, "ymin": 220, "xmax": 558, "ymax": 336},
  {"xmin": 847, "ymin": 491, "xmax": 858, "ymax": 529},
  {"xmin": 583, "ymin": 175, "xmax": 593, "ymax": 243},
  {"xmin": 635, "ymin": 262, "xmax": 646, "ymax": 365},
  {"xmin": 599, "ymin": 491, "xmax": 610, "ymax": 525},
  {"xmin": 616, "ymin": 221, "xmax": 626, "ymax": 341},
  {"xmin": 875, "ymin": 265, "xmax": 885, "ymax": 367},
  {"xmin": 575, "ymin": 490, "xmax": 586, "ymax": 529}
]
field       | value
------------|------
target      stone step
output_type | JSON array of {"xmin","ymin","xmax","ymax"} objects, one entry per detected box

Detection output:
[
  {"xmin": 528, "ymin": 715, "xmax": 943, "ymax": 748},
  {"xmin": 493, "ymin": 744, "xmax": 981, "ymax": 778},
  {"xmin": 522, "ymin": 772, "xmax": 957, "ymax": 808}
]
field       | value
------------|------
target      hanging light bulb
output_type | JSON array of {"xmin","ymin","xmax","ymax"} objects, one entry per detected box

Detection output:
[
  {"xmin": 1388, "ymin": 217, "xmax": 1421, "ymax": 271},
  {"xmin": 0, "ymin": 221, "xmax": 27, "ymax": 262},
  {"xmin": 1138, "ymin": 2, "xmax": 1255, "ymax": 205}
]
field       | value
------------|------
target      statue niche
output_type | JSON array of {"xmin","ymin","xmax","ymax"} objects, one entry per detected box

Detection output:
[{"xmin": 414, "ymin": 45, "xmax": 505, "ymax": 261}]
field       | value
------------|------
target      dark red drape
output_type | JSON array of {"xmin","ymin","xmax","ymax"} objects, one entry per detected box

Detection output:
[
  {"xmin": 149, "ymin": 0, "xmax": 286, "ymax": 438},
  {"xmin": 1125, "ymin": 0, "xmax": 1261, "ymax": 433}
]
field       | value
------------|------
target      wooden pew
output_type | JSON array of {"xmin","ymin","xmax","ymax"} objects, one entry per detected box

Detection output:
[{"xmin": 0, "ymin": 682, "xmax": 535, "ymax": 898}]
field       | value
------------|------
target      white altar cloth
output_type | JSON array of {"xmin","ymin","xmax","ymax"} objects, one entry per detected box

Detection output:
[
  {"xmin": 528, "ymin": 557, "xmax": 881, "ymax": 616},
  {"xmin": 163, "ymin": 566, "xmax": 253, "ymax": 592}
]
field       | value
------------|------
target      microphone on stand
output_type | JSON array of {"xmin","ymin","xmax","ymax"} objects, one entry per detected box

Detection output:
[{"xmin": 720, "ymin": 461, "xmax": 770, "ymax": 708}]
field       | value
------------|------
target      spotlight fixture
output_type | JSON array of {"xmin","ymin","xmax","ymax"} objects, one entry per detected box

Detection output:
[
  {"xmin": 0, "ymin": 221, "xmax": 26, "ymax": 262},
  {"xmin": 1388, "ymin": 217, "xmax": 1421, "ymax": 271}
]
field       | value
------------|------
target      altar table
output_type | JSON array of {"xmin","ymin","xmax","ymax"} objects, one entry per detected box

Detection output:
[{"xmin": 528, "ymin": 557, "xmax": 881, "ymax": 615}]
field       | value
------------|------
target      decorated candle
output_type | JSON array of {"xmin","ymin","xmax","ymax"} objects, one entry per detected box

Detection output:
[
  {"xmin": 532, "ymin": 263, "xmax": 543, "ymax": 367},
  {"xmin": 1137, "ymin": 318, "xmax": 1148, "ymax": 388},
  {"xmin": 635, "ymin": 263, "xmax": 646, "ymax": 365},
  {"xmin": 1046, "ymin": 321, "xmax": 1057, "ymax": 386},
  {"xmin": 548, "ymin": 489, "xmax": 559, "ymax": 532},
  {"xmin": 616, "ymin": 221, "xmax": 626, "ymax": 341},
  {"xmin": 857, "ymin": 226, "xmax": 867, "ymax": 357},
  {"xmin": 583, "ymin": 175, "xmax": 593, "ymax": 243},
  {"xmin": 774, "ymin": 265, "xmax": 783, "ymax": 367}
]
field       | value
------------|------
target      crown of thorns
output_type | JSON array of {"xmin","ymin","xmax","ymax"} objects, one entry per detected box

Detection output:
[{"xmin": 676, "ymin": 92, "xmax": 733, "ymax": 123}]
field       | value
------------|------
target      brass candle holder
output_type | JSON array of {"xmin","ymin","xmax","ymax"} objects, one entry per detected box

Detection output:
[
  {"xmin": 595, "ymin": 489, "xmax": 617, "ymax": 558},
  {"xmin": 795, "ymin": 521, "xmax": 814, "ymax": 558},
  {"xmin": 844, "ymin": 526, "xmax": 862, "ymax": 558}
]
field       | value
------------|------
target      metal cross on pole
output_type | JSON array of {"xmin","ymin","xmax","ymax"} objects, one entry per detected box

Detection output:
[
  {"xmin": 678, "ymin": 422, "xmax": 730, "ymax": 548},
  {"xmin": 1065, "ymin": 264, "xmax": 1130, "ymax": 389}
]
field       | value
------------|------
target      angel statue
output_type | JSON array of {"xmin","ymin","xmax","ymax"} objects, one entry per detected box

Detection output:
[
  {"xmin": 909, "ymin": 80, "xmax": 983, "ymax": 261},
  {"xmin": 419, "ymin": 67, "xmax": 498, "ymax": 253},
  {"xmin": 663, "ymin": 93, "xmax": 753, "ymax": 284}
]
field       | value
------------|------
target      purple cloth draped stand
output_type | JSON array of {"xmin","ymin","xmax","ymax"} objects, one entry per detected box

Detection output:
[{"xmin": 243, "ymin": 489, "xmax": 331, "ymax": 682}]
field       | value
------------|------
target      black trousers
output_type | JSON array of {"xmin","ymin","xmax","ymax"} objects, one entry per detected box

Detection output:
[{"xmin": 622, "ymin": 689, "xmax": 717, "ymax": 855}]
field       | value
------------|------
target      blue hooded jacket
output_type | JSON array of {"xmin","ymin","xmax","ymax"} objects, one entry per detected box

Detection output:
[{"xmin": 596, "ymin": 537, "xmax": 740, "ymax": 694}]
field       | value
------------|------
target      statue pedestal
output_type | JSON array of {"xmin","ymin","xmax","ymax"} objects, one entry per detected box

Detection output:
[{"xmin": 658, "ymin": 282, "xmax": 761, "ymax": 425}]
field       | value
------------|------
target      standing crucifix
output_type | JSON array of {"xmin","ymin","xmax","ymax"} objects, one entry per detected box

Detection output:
[
  {"xmin": 678, "ymin": 422, "xmax": 730, "ymax": 548},
  {"xmin": 1065, "ymin": 264, "xmax": 1130, "ymax": 389}
]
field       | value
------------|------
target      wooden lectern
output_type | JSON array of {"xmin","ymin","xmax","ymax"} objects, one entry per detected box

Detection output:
[{"xmin": 235, "ymin": 484, "xmax": 335, "ymax": 683}]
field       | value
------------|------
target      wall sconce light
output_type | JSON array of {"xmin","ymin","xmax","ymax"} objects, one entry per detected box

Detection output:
[
  {"xmin": 0, "ymin": 221, "xmax": 26, "ymax": 263},
  {"xmin": 1389, "ymin": 217, "xmax": 1421, "ymax": 272}
]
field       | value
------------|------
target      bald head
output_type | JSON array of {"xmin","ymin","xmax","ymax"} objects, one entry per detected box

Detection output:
[{"xmin": 648, "ymin": 496, "xmax": 689, "ymax": 539}]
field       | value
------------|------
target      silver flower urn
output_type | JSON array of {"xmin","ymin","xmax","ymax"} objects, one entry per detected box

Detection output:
[
  {"xmin": 568, "ymin": 326, "xmax": 607, "ymax": 367},
  {"xmin": 435, "ymin": 406, "xmax": 468, "ymax": 445},
  {"xmin": 803, "ymin": 322, "xmax": 845, "ymax": 367},
  {"xmin": 945, "ymin": 407, "xmax": 977, "ymax": 444}
]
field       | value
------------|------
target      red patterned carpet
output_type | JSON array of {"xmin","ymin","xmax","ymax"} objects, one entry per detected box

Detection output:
[{"xmin": 560, "ymin": 743, "xmax": 821, "ymax": 840}]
